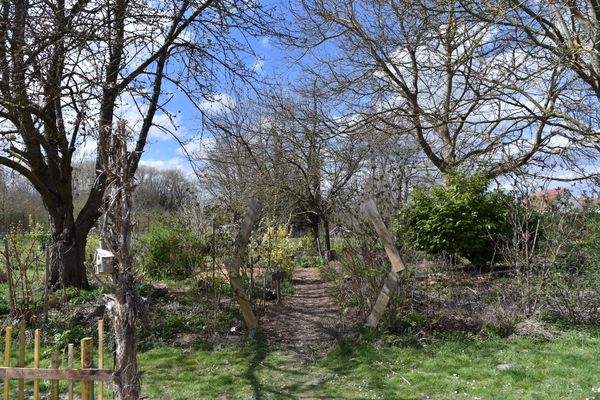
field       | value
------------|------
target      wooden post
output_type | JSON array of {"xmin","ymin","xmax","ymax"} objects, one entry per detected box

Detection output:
[
  {"xmin": 33, "ymin": 329, "xmax": 40, "ymax": 400},
  {"xmin": 43, "ymin": 246, "xmax": 49, "ymax": 323},
  {"xmin": 67, "ymin": 344, "xmax": 74, "ymax": 400},
  {"xmin": 50, "ymin": 352, "xmax": 59, "ymax": 400},
  {"xmin": 225, "ymin": 200, "xmax": 261, "ymax": 336},
  {"xmin": 18, "ymin": 320, "xmax": 25, "ymax": 400},
  {"xmin": 212, "ymin": 221, "xmax": 216, "ymax": 294},
  {"xmin": 81, "ymin": 337, "xmax": 92, "ymax": 400},
  {"xmin": 3, "ymin": 326, "xmax": 12, "ymax": 400},
  {"xmin": 98, "ymin": 319, "xmax": 104, "ymax": 400},
  {"xmin": 5, "ymin": 241, "xmax": 14, "ymax": 314},
  {"xmin": 362, "ymin": 199, "xmax": 408, "ymax": 328},
  {"xmin": 276, "ymin": 279, "xmax": 281, "ymax": 304}
]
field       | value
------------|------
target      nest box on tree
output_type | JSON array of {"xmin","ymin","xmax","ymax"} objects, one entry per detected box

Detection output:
[{"xmin": 95, "ymin": 248, "xmax": 115, "ymax": 275}]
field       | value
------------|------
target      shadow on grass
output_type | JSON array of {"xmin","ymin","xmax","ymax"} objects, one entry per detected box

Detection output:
[
  {"xmin": 245, "ymin": 334, "xmax": 269, "ymax": 400},
  {"xmin": 244, "ymin": 333, "xmax": 338, "ymax": 399}
]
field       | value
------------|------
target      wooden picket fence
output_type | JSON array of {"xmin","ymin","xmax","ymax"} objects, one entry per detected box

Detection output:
[{"xmin": 0, "ymin": 319, "xmax": 113, "ymax": 400}]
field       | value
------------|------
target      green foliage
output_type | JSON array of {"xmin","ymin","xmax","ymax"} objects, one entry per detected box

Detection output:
[
  {"xmin": 321, "ymin": 234, "xmax": 391, "ymax": 319},
  {"xmin": 2, "ymin": 219, "xmax": 48, "ymax": 319},
  {"xmin": 158, "ymin": 312, "xmax": 208, "ymax": 339},
  {"xmin": 396, "ymin": 174, "xmax": 512, "ymax": 265},
  {"xmin": 251, "ymin": 223, "xmax": 297, "ymax": 273},
  {"xmin": 64, "ymin": 286, "xmax": 106, "ymax": 304},
  {"xmin": 552, "ymin": 206, "xmax": 600, "ymax": 271},
  {"xmin": 135, "ymin": 215, "xmax": 209, "ymax": 280},
  {"xmin": 541, "ymin": 205, "xmax": 600, "ymax": 323},
  {"xmin": 85, "ymin": 233, "xmax": 101, "ymax": 264},
  {"xmin": 5, "ymin": 217, "xmax": 48, "ymax": 254},
  {"xmin": 50, "ymin": 327, "xmax": 88, "ymax": 354},
  {"xmin": 293, "ymin": 235, "xmax": 324, "ymax": 267}
]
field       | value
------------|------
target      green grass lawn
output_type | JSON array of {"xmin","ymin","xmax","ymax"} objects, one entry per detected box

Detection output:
[{"xmin": 138, "ymin": 328, "xmax": 600, "ymax": 400}]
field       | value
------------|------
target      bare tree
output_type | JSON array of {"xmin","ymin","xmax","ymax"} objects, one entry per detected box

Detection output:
[
  {"xmin": 467, "ymin": 0, "xmax": 600, "ymax": 104},
  {"xmin": 100, "ymin": 121, "xmax": 141, "ymax": 400},
  {"xmin": 200, "ymin": 84, "xmax": 369, "ymax": 255},
  {"xmin": 460, "ymin": 0, "xmax": 600, "ymax": 180},
  {"xmin": 0, "ymin": 0, "xmax": 272, "ymax": 288},
  {"xmin": 289, "ymin": 0, "xmax": 571, "ymax": 179},
  {"xmin": 134, "ymin": 167, "xmax": 193, "ymax": 213}
]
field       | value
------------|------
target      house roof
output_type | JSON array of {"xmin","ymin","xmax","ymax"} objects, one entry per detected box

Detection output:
[
  {"xmin": 576, "ymin": 197, "xmax": 600, "ymax": 207},
  {"xmin": 529, "ymin": 188, "xmax": 567, "ymax": 202},
  {"xmin": 527, "ymin": 188, "xmax": 575, "ymax": 211}
]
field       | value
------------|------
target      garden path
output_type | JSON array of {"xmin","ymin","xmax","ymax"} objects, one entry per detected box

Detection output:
[{"xmin": 260, "ymin": 267, "xmax": 344, "ymax": 349}]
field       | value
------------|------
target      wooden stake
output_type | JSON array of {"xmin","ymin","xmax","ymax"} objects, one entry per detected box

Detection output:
[
  {"xmin": 3, "ymin": 326, "xmax": 12, "ymax": 400},
  {"xmin": 81, "ymin": 337, "xmax": 92, "ymax": 400},
  {"xmin": 50, "ymin": 352, "xmax": 59, "ymax": 400},
  {"xmin": 17, "ymin": 320, "xmax": 25, "ymax": 400},
  {"xmin": 98, "ymin": 319, "xmax": 104, "ymax": 400},
  {"xmin": 33, "ymin": 329, "xmax": 40, "ymax": 400},
  {"xmin": 362, "ymin": 199, "xmax": 407, "ymax": 328},
  {"xmin": 225, "ymin": 200, "xmax": 261, "ymax": 335},
  {"xmin": 67, "ymin": 344, "xmax": 74, "ymax": 400},
  {"xmin": 4, "ymin": 241, "xmax": 14, "ymax": 314}
]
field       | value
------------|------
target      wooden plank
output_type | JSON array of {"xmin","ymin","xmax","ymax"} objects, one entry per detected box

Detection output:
[
  {"xmin": 0, "ymin": 367, "xmax": 114, "ymax": 381},
  {"xmin": 4, "ymin": 326, "xmax": 12, "ymax": 400},
  {"xmin": 362, "ymin": 199, "xmax": 407, "ymax": 328},
  {"xmin": 362, "ymin": 199, "xmax": 406, "ymax": 274},
  {"xmin": 366, "ymin": 270, "xmax": 400, "ymax": 327},
  {"xmin": 50, "ymin": 352, "xmax": 59, "ymax": 400},
  {"xmin": 226, "ymin": 200, "xmax": 261, "ymax": 335},
  {"xmin": 18, "ymin": 320, "xmax": 25, "ymax": 400},
  {"xmin": 67, "ymin": 343, "xmax": 74, "ymax": 400},
  {"xmin": 98, "ymin": 320, "xmax": 104, "ymax": 400},
  {"xmin": 81, "ymin": 337, "xmax": 92, "ymax": 400},
  {"xmin": 33, "ymin": 329, "xmax": 40, "ymax": 400}
]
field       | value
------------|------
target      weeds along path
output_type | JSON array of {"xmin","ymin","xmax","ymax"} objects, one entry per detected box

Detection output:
[{"xmin": 261, "ymin": 267, "xmax": 343, "ymax": 349}]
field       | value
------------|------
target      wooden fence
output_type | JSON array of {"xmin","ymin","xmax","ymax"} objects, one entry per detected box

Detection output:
[{"xmin": 0, "ymin": 319, "xmax": 113, "ymax": 400}]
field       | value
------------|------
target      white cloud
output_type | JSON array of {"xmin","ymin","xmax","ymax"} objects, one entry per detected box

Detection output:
[
  {"xmin": 199, "ymin": 93, "xmax": 235, "ymax": 115},
  {"xmin": 178, "ymin": 137, "xmax": 215, "ymax": 159},
  {"xmin": 139, "ymin": 157, "xmax": 187, "ymax": 171},
  {"xmin": 252, "ymin": 59, "xmax": 265, "ymax": 74},
  {"xmin": 148, "ymin": 112, "xmax": 189, "ymax": 141},
  {"xmin": 73, "ymin": 137, "xmax": 98, "ymax": 161},
  {"xmin": 260, "ymin": 37, "xmax": 270, "ymax": 47}
]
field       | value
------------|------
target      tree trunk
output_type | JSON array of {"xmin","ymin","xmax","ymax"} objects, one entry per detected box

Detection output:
[
  {"xmin": 323, "ymin": 216, "xmax": 337, "ymax": 261},
  {"xmin": 309, "ymin": 213, "xmax": 320, "ymax": 254},
  {"xmin": 109, "ymin": 272, "xmax": 141, "ymax": 400},
  {"xmin": 323, "ymin": 216, "xmax": 332, "ymax": 256},
  {"xmin": 102, "ymin": 126, "xmax": 141, "ymax": 400},
  {"xmin": 47, "ymin": 204, "xmax": 90, "ymax": 289}
]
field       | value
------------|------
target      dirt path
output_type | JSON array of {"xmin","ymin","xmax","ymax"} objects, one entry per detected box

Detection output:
[{"xmin": 261, "ymin": 267, "xmax": 344, "ymax": 349}]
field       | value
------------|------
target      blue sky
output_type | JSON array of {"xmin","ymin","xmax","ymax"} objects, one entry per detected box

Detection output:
[
  {"xmin": 132, "ymin": 3, "xmax": 598, "ymax": 196},
  {"xmin": 139, "ymin": 10, "xmax": 291, "ymax": 172}
]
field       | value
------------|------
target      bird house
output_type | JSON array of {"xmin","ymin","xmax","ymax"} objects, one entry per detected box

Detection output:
[{"xmin": 95, "ymin": 249, "xmax": 114, "ymax": 275}]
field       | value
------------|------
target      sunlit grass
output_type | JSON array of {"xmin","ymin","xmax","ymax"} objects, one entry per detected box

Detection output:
[{"xmin": 138, "ymin": 328, "xmax": 600, "ymax": 400}]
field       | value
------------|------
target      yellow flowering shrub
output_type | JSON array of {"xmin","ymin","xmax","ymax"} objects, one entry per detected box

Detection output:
[{"xmin": 251, "ymin": 223, "xmax": 297, "ymax": 273}]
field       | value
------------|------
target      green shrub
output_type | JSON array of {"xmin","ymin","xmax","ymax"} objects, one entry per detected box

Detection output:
[
  {"xmin": 250, "ymin": 223, "xmax": 297, "ymax": 273},
  {"xmin": 542, "ymin": 206, "xmax": 600, "ymax": 323},
  {"xmin": 396, "ymin": 174, "xmax": 512, "ymax": 265},
  {"xmin": 135, "ymin": 215, "xmax": 209, "ymax": 280},
  {"xmin": 294, "ymin": 235, "xmax": 323, "ymax": 267}
]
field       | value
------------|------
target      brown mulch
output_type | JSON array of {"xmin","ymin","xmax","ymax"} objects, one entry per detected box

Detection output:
[{"xmin": 260, "ymin": 268, "xmax": 348, "ymax": 350}]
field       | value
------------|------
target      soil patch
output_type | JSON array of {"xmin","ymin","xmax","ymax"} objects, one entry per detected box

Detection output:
[{"xmin": 261, "ymin": 268, "xmax": 346, "ymax": 350}]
